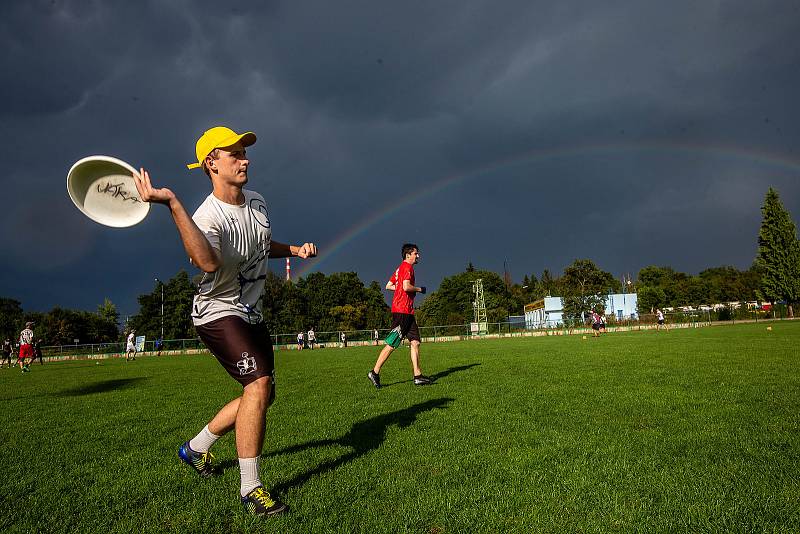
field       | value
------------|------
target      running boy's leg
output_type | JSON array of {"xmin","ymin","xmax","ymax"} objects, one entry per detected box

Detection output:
[
  {"xmin": 409, "ymin": 341, "xmax": 422, "ymax": 376},
  {"xmin": 372, "ymin": 345, "xmax": 395, "ymax": 375}
]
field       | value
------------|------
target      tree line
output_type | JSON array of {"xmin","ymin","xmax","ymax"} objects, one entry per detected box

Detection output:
[
  {"xmin": 2, "ymin": 188, "xmax": 797, "ymax": 344},
  {"xmin": 126, "ymin": 270, "xmax": 392, "ymax": 341},
  {"xmin": 0, "ymin": 297, "xmax": 119, "ymax": 346}
]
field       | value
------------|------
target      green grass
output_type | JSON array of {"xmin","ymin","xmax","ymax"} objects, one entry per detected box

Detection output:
[{"xmin": 2, "ymin": 322, "xmax": 799, "ymax": 533}]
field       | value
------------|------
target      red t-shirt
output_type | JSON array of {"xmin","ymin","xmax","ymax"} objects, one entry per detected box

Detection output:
[{"xmin": 389, "ymin": 261, "xmax": 416, "ymax": 314}]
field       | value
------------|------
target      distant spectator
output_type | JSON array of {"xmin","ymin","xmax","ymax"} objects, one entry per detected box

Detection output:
[
  {"xmin": 1, "ymin": 338, "xmax": 12, "ymax": 368},
  {"xmin": 31, "ymin": 338, "xmax": 44, "ymax": 365}
]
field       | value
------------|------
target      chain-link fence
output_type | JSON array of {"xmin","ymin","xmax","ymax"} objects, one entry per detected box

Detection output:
[{"xmin": 32, "ymin": 307, "xmax": 794, "ymax": 361}]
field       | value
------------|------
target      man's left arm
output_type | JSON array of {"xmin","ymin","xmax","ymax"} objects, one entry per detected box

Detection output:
[
  {"xmin": 402, "ymin": 277, "xmax": 426, "ymax": 294},
  {"xmin": 270, "ymin": 241, "xmax": 317, "ymax": 259}
]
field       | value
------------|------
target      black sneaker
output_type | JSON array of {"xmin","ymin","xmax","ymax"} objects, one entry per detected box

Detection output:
[
  {"xmin": 413, "ymin": 375, "xmax": 433, "ymax": 385},
  {"xmin": 367, "ymin": 370, "xmax": 381, "ymax": 389},
  {"xmin": 241, "ymin": 486, "xmax": 288, "ymax": 516}
]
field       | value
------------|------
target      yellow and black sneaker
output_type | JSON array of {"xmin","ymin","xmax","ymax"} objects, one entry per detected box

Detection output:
[
  {"xmin": 241, "ymin": 486, "xmax": 288, "ymax": 516},
  {"xmin": 178, "ymin": 442, "xmax": 218, "ymax": 477}
]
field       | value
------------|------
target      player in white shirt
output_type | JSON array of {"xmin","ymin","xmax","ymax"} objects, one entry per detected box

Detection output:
[
  {"xmin": 125, "ymin": 331, "xmax": 137, "ymax": 361},
  {"xmin": 307, "ymin": 328, "xmax": 316, "ymax": 350},
  {"xmin": 133, "ymin": 126, "xmax": 316, "ymax": 517},
  {"xmin": 656, "ymin": 308, "xmax": 669, "ymax": 331},
  {"xmin": 18, "ymin": 322, "xmax": 35, "ymax": 372}
]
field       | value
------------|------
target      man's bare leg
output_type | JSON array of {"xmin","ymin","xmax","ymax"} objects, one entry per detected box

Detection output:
[
  {"xmin": 235, "ymin": 376, "xmax": 271, "ymax": 458},
  {"xmin": 373, "ymin": 345, "xmax": 395, "ymax": 374},
  {"xmin": 233, "ymin": 376, "xmax": 272, "ymax": 498},
  {"xmin": 409, "ymin": 341, "xmax": 422, "ymax": 376},
  {"xmin": 184, "ymin": 376, "xmax": 270, "ymax": 457},
  {"xmin": 207, "ymin": 397, "xmax": 241, "ymax": 436}
]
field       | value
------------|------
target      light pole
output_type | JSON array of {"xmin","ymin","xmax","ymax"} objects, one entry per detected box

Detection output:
[{"xmin": 155, "ymin": 278, "xmax": 164, "ymax": 341}]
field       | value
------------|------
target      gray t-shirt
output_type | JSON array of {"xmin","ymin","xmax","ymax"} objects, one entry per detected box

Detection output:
[{"xmin": 191, "ymin": 190, "xmax": 272, "ymax": 326}]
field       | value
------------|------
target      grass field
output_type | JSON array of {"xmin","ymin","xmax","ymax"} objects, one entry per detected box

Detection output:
[{"xmin": 2, "ymin": 322, "xmax": 799, "ymax": 533}]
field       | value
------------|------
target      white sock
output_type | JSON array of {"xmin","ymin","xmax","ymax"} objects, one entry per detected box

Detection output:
[
  {"xmin": 188, "ymin": 425, "xmax": 220, "ymax": 453},
  {"xmin": 239, "ymin": 456, "xmax": 262, "ymax": 497}
]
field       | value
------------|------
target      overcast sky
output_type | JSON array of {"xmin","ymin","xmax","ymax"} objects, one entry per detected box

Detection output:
[{"xmin": 1, "ymin": 0, "xmax": 799, "ymax": 317}]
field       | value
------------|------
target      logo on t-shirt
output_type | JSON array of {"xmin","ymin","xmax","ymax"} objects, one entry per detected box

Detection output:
[
  {"xmin": 237, "ymin": 352, "xmax": 257, "ymax": 375},
  {"xmin": 248, "ymin": 198, "xmax": 271, "ymax": 229}
]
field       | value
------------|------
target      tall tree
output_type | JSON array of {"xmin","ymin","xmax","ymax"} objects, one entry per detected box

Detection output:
[
  {"xmin": 636, "ymin": 286, "xmax": 666, "ymax": 313},
  {"xmin": 756, "ymin": 188, "xmax": 800, "ymax": 317},
  {"xmin": 0, "ymin": 298, "xmax": 24, "ymax": 341},
  {"xmin": 97, "ymin": 298, "xmax": 120, "ymax": 330},
  {"xmin": 560, "ymin": 259, "xmax": 620, "ymax": 322},
  {"xmin": 129, "ymin": 271, "xmax": 198, "ymax": 339},
  {"xmin": 417, "ymin": 268, "xmax": 513, "ymax": 326},
  {"xmin": 540, "ymin": 269, "xmax": 558, "ymax": 297}
]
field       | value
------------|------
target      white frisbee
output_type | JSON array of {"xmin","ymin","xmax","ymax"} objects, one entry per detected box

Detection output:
[{"xmin": 67, "ymin": 155, "xmax": 150, "ymax": 228}]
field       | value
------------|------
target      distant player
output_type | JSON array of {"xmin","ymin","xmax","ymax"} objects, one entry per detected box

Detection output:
[
  {"xmin": 126, "ymin": 330, "xmax": 137, "ymax": 361},
  {"xmin": 18, "ymin": 322, "xmax": 34, "ymax": 372},
  {"xmin": 373, "ymin": 329, "xmax": 379, "ymax": 346},
  {"xmin": 656, "ymin": 308, "xmax": 669, "ymax": 331},
  {"xmin": 590, "ymin": 310, "xmax": 604, "ymax": 338},
  {"xmin": 307, "ymin": 328, "xmax": 316, "ymax": 350},
  {"xmin": 2, "ymin": 337, "xmax": 13, "ymax": 368},
  {"xmin": 340, "ymin": 331, "xmax": 347, "ymax": 348},
  {"xmin": 367, "ymin": 244, "xmax": 432, "ymax": 388},
  {"xmin": 296, "ymin": 332, "xmax": 304, "ymax": 351}
]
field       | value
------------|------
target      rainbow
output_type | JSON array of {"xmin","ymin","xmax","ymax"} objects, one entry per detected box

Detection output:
[{"xmin": 295, "ymin": 141, "xmax": 800, "ymax": 278}]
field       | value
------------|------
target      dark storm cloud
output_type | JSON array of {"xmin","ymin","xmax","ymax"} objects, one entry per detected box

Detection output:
[{"xmin": 1, "ymin": 0, "xmax": 799, "ymax": 314}]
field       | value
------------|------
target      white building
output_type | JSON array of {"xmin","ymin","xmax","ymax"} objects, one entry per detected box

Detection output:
[
  {"xmin": 604, "ymin": 293, "xmax": 639, "ymax": 321},
  {"xmin": 524, "ymin": 293, "xmax": 638, "ymax": 328},
  {"xmin": 524, "ymin": 297, "xmax": 564, "ymax": 329}
]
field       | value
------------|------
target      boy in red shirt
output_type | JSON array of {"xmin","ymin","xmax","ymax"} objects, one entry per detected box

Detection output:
[{"xmin": 368, "ymin": 244, "xmax": 433, "ymax": 388}]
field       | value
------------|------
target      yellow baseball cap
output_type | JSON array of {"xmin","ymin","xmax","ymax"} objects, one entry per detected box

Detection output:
[{"xmin": 187, "ymin": 126, "xmax": 257, "ymax": 170}]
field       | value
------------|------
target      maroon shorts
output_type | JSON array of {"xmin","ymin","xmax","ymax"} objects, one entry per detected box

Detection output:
[
  {"xmin": 19, "ymin": 345, "xmax": 34, "ymax": 359},
  {"xmin": 196, "ymin": 316, "xmax": 276, "ymax": 393}
]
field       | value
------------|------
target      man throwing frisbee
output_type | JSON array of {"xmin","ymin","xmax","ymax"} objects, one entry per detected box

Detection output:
[
  {"xmin": 132, "ymin": 126, "xmax": 316, "ymax": 517},
  {"xmin": 367, "ymin": 244, "xmax": 432, "ymax": 388}
]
